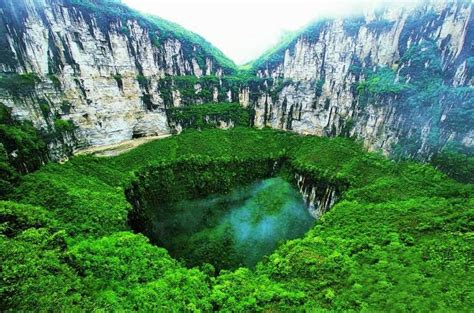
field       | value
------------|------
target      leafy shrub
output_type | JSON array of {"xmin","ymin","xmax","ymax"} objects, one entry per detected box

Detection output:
[
  {"xmin": 113, "ymin": 73, "xmax": 123, "ymax": 90},
  {"xmin": 431, "ymin": 150, "xmax": 474, "ymax": 183},
  {"xmin": 0, "ymin": 104, "xmax": 47, "ymax": 176},
  {"xmin": 47, "ymin": 74, "xmax": 61, "ymax": 89},
  {"xmin": 54, "ymin": 119, "xmax": 75, "ymax": 133},
  {"xmin": 357, "ymin": 67, "xmax": 408, "ymax": 97},
  {"xmin": 136, "ymin": 74, "xmax": 148, "ymax": 89},
  {"xmin": 38, "ymin": 99, "xmax": 51, "ymax": 117},
  {"xmin": 0, "ymin": 145, "xmax": 19, "ymax": 198}
]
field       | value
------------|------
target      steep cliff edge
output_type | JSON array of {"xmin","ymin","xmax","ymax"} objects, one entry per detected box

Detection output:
[
  {"xmin": 249, "ymin": 0, "xmax": 473, "ymax": 158},
  {"xmin": 0, "ymin": 0, "xmax": 238, "ymax": 160}
]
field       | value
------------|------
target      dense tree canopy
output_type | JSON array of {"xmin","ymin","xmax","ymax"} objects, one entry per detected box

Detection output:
[{"xmin": 0, "ymin": 128, "xmax": 472, "ymax": 311}]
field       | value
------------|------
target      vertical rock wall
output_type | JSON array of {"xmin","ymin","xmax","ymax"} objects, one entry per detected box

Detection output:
[
  {"xmin": 251, "ymin": 0, "xmax": 473, "ymax": 157},
  {"xmin": 0, "ymin": 0, "xmax": 236, "ymax": 159}
]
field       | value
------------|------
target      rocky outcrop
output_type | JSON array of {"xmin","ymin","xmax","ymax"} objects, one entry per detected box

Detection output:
[
  {"xmin": 251, "ymin": 0, "xmax": 474, "ymax": 158},
  {"xmin": 294, "ymin": 173, "xmax": 340, "ymax": 218}
]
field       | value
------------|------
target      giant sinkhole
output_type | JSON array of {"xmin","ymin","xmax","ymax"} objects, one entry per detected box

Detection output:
[{"xmin": 126, "ymin": 156, "xmax": 339, "ymax": 271}]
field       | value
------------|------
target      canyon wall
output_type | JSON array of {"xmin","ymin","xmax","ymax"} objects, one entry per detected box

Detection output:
[
  {"xmin": 294, "ymin": 173, "xmax": 339, "ymax": 218},
  {"xmin": 251, "ymin": 0, "xmax": 473, "ymax": 158},
  {"xmin": 0, "ymin": 0, "xmax": 472, "ymax": 161},
  {"xmin": 0, "ymin": 0, "xmax": 238, "ymax": 159}
]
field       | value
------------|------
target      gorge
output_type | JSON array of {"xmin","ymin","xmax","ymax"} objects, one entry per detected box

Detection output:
[
  {"xmin": 0, "ymin": 0, "xmax": 473, "ymax": 311},
  {"xmin": 0, "ymin": 0, "xmax": 472, "ymax": 163},
  {"xmin": 126, "ymin": 156, "xmax": 340, "ymax": 270}
]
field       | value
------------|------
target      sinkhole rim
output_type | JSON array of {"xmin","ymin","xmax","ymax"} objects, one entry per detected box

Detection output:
[{"xmin": 125, "ymin": 156, "xmax": 342, "ymax": 271}]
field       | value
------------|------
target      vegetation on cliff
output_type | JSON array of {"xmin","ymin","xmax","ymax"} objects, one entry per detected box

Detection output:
[
  {"xmin": 166, "ymin": 103, "xmax": 252, "ymax": 130},
  {"xmin": 0, "ymin": 1, "xmax": 472, "ymax": 311},
  {"xmin": 0, "ymin": 104, "xmax": 47, "ymax": 198},
  {"xmin": 354, "ymin": 41, "xmax": 474, "ymax": 157}
]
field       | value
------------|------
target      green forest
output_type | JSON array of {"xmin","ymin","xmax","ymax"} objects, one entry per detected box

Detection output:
[
  {"xmin": 1, "ymin": 128, "xmax": 472, "ymax": 311},
  {"xmin": 0, "ymin": 0, "xmax": 473, "ymax": 311}
]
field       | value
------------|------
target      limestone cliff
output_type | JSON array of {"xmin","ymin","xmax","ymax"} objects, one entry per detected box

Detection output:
[
  {"xmin": 250, "ymin": 0, "xmax": 473, "ymax": 158},
  {"xmin": 0, "ymin": 0, "xmax": 237, "ymax": 159},
  {"xmin": 1, "ymin": 0, "xmax": 472, "ymax": 162}
]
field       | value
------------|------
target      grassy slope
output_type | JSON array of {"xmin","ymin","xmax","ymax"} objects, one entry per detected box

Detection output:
[
  {"xmin": 2, "ymin": 128, "xmax": 473, "ymax": 311},
  {"xmin": 144, "ymin": 14, "xmax": 236, "ymax": 72}
]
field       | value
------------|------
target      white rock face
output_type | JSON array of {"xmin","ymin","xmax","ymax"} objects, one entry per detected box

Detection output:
[
  {"xmin": 239, "ymin": 87, "xmax": 250, "ymax": 108},
  {"xmin": 133, "ymin": 111, "xmax": 170, "ymax": 138},
  {"xmin": 252, "ymin": 0, "xmax": 473, "ymax": 155},
  {"xmin": 295, "ymin": 173, "xmax": 338, "ymax": 218},
  {"xmin": 1, "ymin": 0, "xmax": 472, "ymax": 160},
  {"xmin": 0, "ymin": 0, "xmax": 227, "ymax": 154}
]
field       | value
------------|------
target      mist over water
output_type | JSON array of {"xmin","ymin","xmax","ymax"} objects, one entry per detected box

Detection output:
[
  {"xmin": 227, "ymin": 178, "xmax": 314, "ymax": 266},
  {"xmin": 153, "ymin": 177, "xmax": 314, "ymax": 269}
]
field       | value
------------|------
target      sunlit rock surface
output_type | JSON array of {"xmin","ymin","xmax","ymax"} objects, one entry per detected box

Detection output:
[
  {"xmin": 252, "ymin": 0, "xmax": 473, "ymax": 156},
  {"xmin": 0, "ymin": 0, "xmax": 472, "ymax": 160},
  {"xmin": 0, "ymin": 0, "xmax": 231, "ymax": 157}
]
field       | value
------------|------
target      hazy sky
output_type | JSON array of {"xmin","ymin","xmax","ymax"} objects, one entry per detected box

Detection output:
[{"xmin": 122, "ymin": 0, "xmax": 415, "ymax": 64}]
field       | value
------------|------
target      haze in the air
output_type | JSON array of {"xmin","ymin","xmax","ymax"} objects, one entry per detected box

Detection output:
[{"xmin": 122, "ymin": 0, "xmax": 419, "ymax": 64}]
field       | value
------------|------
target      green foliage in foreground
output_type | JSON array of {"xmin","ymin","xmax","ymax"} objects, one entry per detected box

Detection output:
[
  {"xmin": 1, "ymin": 128, "xmax": 473, "ymax": 311},
  {"xmin": 0, "ymin": 104, "xmax": 47, "ymax": 198},
  {"xmin": 431, "ymin": 150, "xmax": 474, "ymax": 184}
]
